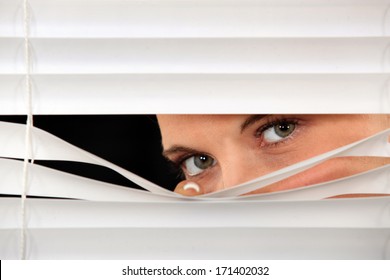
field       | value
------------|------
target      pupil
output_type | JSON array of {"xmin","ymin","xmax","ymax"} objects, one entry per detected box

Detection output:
[
  {"xmin": 278, "ymin": 123, "xmax": 290, "ymax": 131},
  {"xmin": 195, "ymin": 155, "xmax": 213, "ymax": 169},
  {"xmin": 275, "ymin": 122, "xmax": 295, "ymax": 137}
]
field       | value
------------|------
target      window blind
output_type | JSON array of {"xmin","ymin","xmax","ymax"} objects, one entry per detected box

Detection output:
[
  {"xmin": 1, "ymin": 0, "xmax": 390, "ymax": 113},
  {"xmin": 0, "ymin": 0, "xmax": 389, "ymax": 259}
]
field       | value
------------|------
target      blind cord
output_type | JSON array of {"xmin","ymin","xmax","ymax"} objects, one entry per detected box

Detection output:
[
  {"xmin": 384, "ymin": 199, "xmax": 390, "ymax": 259},
  {"xmin": 20, "ymin": 0, "xmax": 34, "ymax": 260}
]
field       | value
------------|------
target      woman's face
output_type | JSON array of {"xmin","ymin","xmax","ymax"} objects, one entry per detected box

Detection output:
[{"xmin": 157, "ymin": 114, "xmax": 390, "ymax": 196}]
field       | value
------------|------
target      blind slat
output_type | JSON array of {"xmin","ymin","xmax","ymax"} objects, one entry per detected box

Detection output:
[
  {"xmin": 1, "ymin": 73, "xmax": 389, "ymax": 114},
  {"xmin": 2, "ymin": 1, "xmax": 390, "ymax": 38},
  {"xmin": 1, "ymin": 227, "xmax": 389, "ymax": 259},
  {"xmin": 2, "ymin": 197, "xmax": 390, "ymax": 229},
  {"xmin": 2, "ymin": 38, "xmax": 390, "ymax": 74},
  {"xmin": 1, "ymin": 196, "xmax": 390, "ymax": 259}
]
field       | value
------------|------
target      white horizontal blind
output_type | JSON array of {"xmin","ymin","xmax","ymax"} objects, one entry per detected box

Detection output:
[
  {"xmin": 1, "ymin": 0, "xmax": 390, "ymax": 113},
  {"xmin": 1, "ymin": 197, "xmax": 390, "ymax": 259},
  {"xmin": 0, "ymin": 0, "xmax": 389, "ymax": 260}
]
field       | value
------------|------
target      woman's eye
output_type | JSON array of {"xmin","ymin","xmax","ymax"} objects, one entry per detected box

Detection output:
[
  {"xmin": 263, "ymin": 121, "xmax": 296, "ymax": 143},
  {"xmin": 182, "ymin": 154, "xmax": 216, "ymax": 176}
]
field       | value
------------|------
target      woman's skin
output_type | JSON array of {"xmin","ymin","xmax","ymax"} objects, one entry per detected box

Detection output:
[{"xmin": 157, "ymin": 114, "xmax": 390, "ymax": 197}]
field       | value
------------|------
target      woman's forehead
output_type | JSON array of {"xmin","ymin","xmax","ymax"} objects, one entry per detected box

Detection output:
[
  {"xmin": 157, "ymin": 115, "xmax": 249, "ymax": 130},
  {"xmin": 157, "ymin": 115, "xmax": 250, "ymax": 147},
  {"xmin": 157, "ymin": 114, "xmax": 390, "ymax": 145}
]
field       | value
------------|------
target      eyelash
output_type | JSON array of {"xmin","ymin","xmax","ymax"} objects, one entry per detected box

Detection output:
[
  {"xmin": 174, "ymin": 152, "xmax": 213, "ymax": 170},
  {"xmin": 168, "ymin": 152, "xmax": 212, "ymax": 180},
  {"xmin": 255, "ymin": 117, "xmax": 301, "ymax": 148}
]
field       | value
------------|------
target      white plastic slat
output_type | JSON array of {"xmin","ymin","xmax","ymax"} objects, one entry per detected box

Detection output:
[
  {"xmin": 1, "ymin": 0, "xmax": 390, "ymax": 38},
  {"xmin": 2, "ymin": 38, "xmax": 390, "ymax": 75},
  {"xmin": 1, "ymin": 197, "xmax": 390, "ymax": 259},
  {"xmin": 1, "ymin": 73, "xmax": 389, "ymax": 114}
]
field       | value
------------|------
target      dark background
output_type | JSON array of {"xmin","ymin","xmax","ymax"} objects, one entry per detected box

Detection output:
[{"xmin": 0, "ymin": 115, "xmax": 181, "ymax": 192}]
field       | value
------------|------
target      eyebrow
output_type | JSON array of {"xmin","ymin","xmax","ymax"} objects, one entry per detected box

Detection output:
[
  {"xmin": 240, "ymin": 114, "xmax": 268, "ymax": 133},
  {"xmin": 162, "ymin": 145, "xmax": 201, "ymax": 161},
  {"xmin": 163, "ymin": 114, "xmax": 268, "ymax": 159}
]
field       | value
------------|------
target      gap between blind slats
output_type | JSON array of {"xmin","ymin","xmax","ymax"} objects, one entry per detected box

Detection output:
[
  {"xmin": 0, "ymin": 158, "xmax": 388, "ymax": 201},
  {"xmin": 0, "ymin": 121, "xmax": 387, "ymax": 200}
]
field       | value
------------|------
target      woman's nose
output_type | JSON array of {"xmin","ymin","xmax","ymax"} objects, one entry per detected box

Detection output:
[
  {"xmin": 217, "ymin": 152, "xmax": 262, "ymax": 190},
  {"xmin": 174, "ymin": 180, "xmax": 204, "ymax": 196}
]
